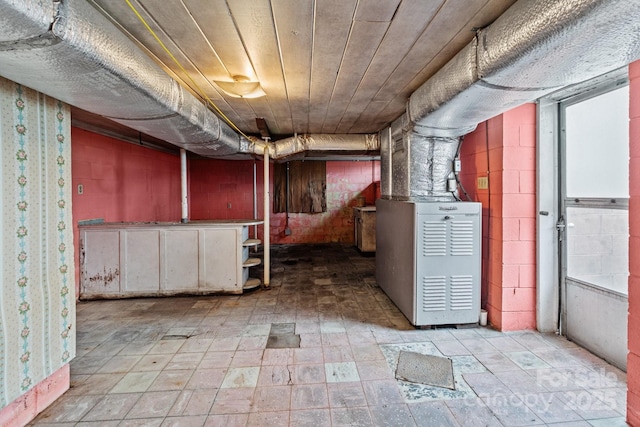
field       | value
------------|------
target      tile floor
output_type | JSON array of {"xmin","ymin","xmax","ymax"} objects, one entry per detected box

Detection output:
[{"xmin": 30, "ymin": 244, "xmax": 628, "ymax": 426}]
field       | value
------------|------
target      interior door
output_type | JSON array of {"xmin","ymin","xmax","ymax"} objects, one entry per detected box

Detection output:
[{"xmin": 558, "ymin": 83, "xmax": 629, "ymax": 369}]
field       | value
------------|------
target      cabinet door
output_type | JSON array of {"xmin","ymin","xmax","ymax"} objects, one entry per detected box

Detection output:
[
  {"xmin": 80, "ymin": 230, "xmax": 120, "ymax": 297},
  {"xmin": 162, "ymin": 229, "xmax": 199, "ymax": 291},
  {"xmin": 122, "ymin": 230, "xmax": 160, "ymax": 293},
  {"xmin": 201, "ymin": 228, "xmax": 238, "ymax": 291}
]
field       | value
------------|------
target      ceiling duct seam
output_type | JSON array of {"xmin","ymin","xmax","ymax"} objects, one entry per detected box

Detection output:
[{"xmin": 0, "ymin": 0, "xmax": 245, "ymax": 157}]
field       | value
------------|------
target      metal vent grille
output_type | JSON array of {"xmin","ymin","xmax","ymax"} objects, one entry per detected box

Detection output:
[
  {"xmin": 422, "ymin": 276, "xmax": 446, "ymax": 312},
  {"xmin": 450, "ymin": 275, "xmax": 473, "ymax": 310},
  {"xmin": 422, "ymin": 221, "xmax": 446, "ymax": 256},
  {"xmin": 450, "ymin": 221, "xmax": 474, "ymax": 256}
]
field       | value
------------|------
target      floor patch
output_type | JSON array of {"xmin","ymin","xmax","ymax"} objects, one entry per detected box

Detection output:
[
  {"xmin": 395, "ymin": 351, "xmax": 455, "ymax": 390},
  {"xmin": 380, "ymin": 342, "xmax": 485, "ymax": 402},
  {"xmin": 266, "ymin": 323, "xmax": 300, "ymax": 348}
]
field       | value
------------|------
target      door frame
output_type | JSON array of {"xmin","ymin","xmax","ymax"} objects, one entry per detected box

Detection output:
[{"xmin": 536, "ymin": 67, "xmax": 628, "ymax": 333}]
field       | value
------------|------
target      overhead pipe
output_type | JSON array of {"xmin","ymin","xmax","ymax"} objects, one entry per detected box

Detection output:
[
  {"xmin": 407, "ymin": 0, "xmax": 640, "ymax": 137},
  {"xmin": 385, "ymin": 0, "xmax": 640, "ymax": 201},
  {"xmin": 180, "ymin": 149, "xmax": 188, "ymax": 222},
  {"xmin": 0, "ymin": 0, "xmax": 247, "ymax": 157},
  {"xmin": 253, "ymin": 159, "xmax": 258, "ymax": 245},
  {"xmin": 262, "ymin": 142, "xmax": 270, "ymax": 289},
  {"xmin": 242, "ymin": 134, "xmax": 379, "ymax": 160}
]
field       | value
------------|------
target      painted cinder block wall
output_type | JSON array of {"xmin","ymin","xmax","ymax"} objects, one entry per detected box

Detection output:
[
  {"xmin": 460, "ymin": 103, "xmax": 537, "ymax": 331},
  {"xmin": 189, "ymin": 159, "xmax": 380, "ymax": 244},
  {"xmin": 626, "ymin": 59, "xmax": 640, "ymax": 426},
  {"xmin": 71, "ymin": 128, "xmax": 182, "ymax": 294}
]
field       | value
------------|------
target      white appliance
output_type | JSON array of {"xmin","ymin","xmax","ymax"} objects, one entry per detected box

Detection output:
[{"xmin": 376, "ymin": 199, "xmax": 482, "ymax": 326}]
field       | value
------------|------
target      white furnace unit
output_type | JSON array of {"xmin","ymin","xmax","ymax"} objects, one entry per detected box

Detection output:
[{"xmin": 376, "ymin": 199, "xmax": 482, "ymax": 326}]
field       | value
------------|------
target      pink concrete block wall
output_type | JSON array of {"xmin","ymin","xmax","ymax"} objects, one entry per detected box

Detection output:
[
  {"xmin": 0, "ymin": 365, "xmax": 69, "ymax": 427},
  {"xmin": 71, "ymin": 128, "xmax": 182, "ymax": 294},
  {"xmin": 460, "ymin": 104, "xmax": 537, "ymax": 331},
  {"xmin": 189, "ymin": 158, "xmax": 381, "ymax": 244},
  {"xmin": 627, "ymin": 59, "xmax": 640, "ymax": 426}
]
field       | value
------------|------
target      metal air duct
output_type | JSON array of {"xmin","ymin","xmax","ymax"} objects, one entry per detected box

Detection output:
[
  {"xmin": 407, "ymin": 0, "xmax": 640, "ymax": 137},
  {"xmin": 0, "ymin": 0, "xmax": 245, "ymax": 157},
  {"xmin": 262, "ymin": 134, "xmax": 379, "ymax": 160},
  {"xmin": 384, "ymin": 0, "xmax": 640, "ymax": 200}
]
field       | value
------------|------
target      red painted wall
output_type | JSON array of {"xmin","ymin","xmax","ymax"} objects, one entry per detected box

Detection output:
[
  {"xmin": 627, "ymin": 59, "xmax": 640, "ymax": 426},
  {"xmin": 189, "ymin": 159, "xmax": 380, "ymax": 244},
  {"xmin": 460, "ymin": 104, "xmax": 537, "ymax": 331},
  {"xmin": 71, "ymin": 128, "xmax": 182, "ymax": 293}
]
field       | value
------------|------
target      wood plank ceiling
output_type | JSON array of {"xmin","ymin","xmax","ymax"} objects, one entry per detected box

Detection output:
[{"xmin": 87, "ymin": 0, "xmax": 516, "ymax": 139}]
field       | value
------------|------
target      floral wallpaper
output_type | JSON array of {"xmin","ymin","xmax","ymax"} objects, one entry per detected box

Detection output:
[{"xmin": 0, "ymin": 77, "xmax": 75, "ymax": 408}]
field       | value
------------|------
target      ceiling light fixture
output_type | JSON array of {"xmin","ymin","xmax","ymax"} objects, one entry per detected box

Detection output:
[{"xmin": 213, "ymin": 75, "xmax": 266, "ymax": 99}]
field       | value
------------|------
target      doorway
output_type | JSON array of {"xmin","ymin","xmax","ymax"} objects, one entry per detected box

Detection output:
[{"xmin": 551, "ymin": 79, "xmax": 630, "ymax": 370}]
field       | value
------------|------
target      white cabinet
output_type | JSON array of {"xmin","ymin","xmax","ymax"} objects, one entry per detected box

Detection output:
[
  {"xmin": 79, "ymin": 220, "xmax": 262, "ymax": 299},
  {"xmin": 376, "ymin": 200, "xmax": 481, "ymax": 326}
]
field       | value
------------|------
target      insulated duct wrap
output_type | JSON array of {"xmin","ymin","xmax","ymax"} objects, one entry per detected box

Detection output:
[
  {"xmin": 408, "ymin": 134, "xmax": 458, "ymax": 202},
  {"xmin": 270, "ymin": 134, "xmax": 379, "ymax": 159},
  {"xmin": 379, "ymin": 127, "xmax": 392, "ymax": 198},
  {"xmin": 388, "ymin": 130, "xmax": 459, "ymax": 202},
  {"xmin": 0, "ymin": 0, "xmax": 56, "ymax": 42},
  {"xmin": 390, "ymin": 136, "xmax": 410, "ymax": 200},
  {"xmin": 407, "ymin": 0, "xmax": 640, "ymax": 138},
  {"xmin": 0, "ymin": 0, "xmax": 241, "ymax": 156},
  {"xmin": 478, "ymin": 0, "xmax": 640, "ymax": 89},
  {"xmin": 408, "ymin": 42, "xmax": 479, "ymax": 137}
]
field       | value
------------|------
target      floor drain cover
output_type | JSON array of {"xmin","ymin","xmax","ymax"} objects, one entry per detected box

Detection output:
[{"xmin": 395, "ymin": 351, "xmax": 455, "ymax": 390}]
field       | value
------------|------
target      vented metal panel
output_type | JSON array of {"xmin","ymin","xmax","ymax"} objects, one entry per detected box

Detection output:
[
  {"xmin": 451, "ymin": 275, "xmax": 474, "ymax": 310},
  {"xmin": 416, "ymin": 202, "xmax": 481, "ymax": 325},
  {"xmin": 422, "ymin": 276, "xmax": 446, "ymax": 312},
  {"xmin": 422, "ymin": 222, "xmax": 446, "ymax": 256},
  {"xmin": 450, "ymin": 221, "xmax": 475, "ymax": 256},
  {"xmin": 376, "ymin": 200, "xmax": 481, "ymax": 327}
]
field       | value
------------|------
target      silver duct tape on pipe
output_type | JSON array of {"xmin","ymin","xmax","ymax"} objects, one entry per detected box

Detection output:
[
  {"xmin": 478, "ymin": 0, "xmax": 640, "ymax": 89},
  {"xmin": 270, "ymin": 134, "xmax": 379, "ymax": 159},
  {"xmin": 0, "ymin": 0, "xmax": 241, "ymax": 156}
]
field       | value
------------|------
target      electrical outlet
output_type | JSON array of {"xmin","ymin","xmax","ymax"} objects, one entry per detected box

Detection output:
[
  {"xmin": 477, "ymin": 177, "xmax": 488, "ymax": 190},
  {"xmin": 77, "ymin": 184, "xmax": 84, "ymax": 195}
]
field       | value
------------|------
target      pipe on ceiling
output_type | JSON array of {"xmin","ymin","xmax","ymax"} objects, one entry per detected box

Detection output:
[
  {"xmin": 383, "ymin": 0, "xmax": 640, "ymax": 201},
  {"xmin": 0, "ymin": 0, "xmax": 246, "ymax": 157},
  {"xmin": 406, "ymin": 0, "xmax": 640, "ymax": 137},
  {"xmin": 0, "ymin": 0, "xmax": 639, "ymax": 160},
  {"xmin": 256, "ymin": 134, "xmax": 380, "ymax": 160}
]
